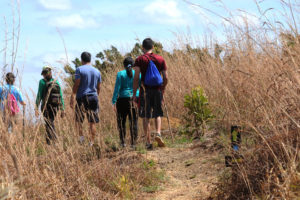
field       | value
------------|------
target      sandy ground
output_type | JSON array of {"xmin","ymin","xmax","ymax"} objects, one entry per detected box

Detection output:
[{"xmin": 140, "ymin": 141, "xmax": 223, "ymax": 200}]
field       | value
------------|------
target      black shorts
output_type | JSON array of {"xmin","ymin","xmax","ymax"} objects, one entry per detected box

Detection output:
[
  {"xmin": 139, "ymin": 88, "xmax": 163, "ymax": 118},
  {"xmin": 75, "ymin": 95, "xmax": 100, "ymax": 123}
]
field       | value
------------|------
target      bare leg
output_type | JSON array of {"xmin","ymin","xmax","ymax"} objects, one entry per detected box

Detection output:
[
  {"xmin": 143, "ymin": 118, "xmax": 151, "ymax": 144},
  {"xmin": 76, "ymin": 121, "xmax": 83, "ymax": 141},
  {"xmin": 155, "ymin": 116, "xmax": 161, "ymax": 134},
  {"xmin": 89, "ymin": 122, "xmax": 96, "ymax": 143},
  {"xmin": 155, "ymin": 116, "xmax": 165, "ymax": 147}
]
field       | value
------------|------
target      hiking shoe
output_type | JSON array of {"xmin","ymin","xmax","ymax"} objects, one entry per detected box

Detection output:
[
  {"xmin": 79, "ymin": 136, "xmax": 85, "ymax": 145},
  {"xmin": 146, "ymin": 143, "xmax": 153, "ymax": 150},
  {"xmin": 120, "ymin": 143, "xmax": 126, "ymax": 148},
  {"xmin": 92, "ymin": 144, "xmax": 101, "ymax": 159},
  {"xmin": 130, "ymin": 145, "xmax": 136, "ymax": 150},
  {"xmin": 155, "ymin": 133, "xmax": 165, "ymax": 147}
]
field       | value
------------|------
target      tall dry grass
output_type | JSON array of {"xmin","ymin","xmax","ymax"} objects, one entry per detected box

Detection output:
[{"xmin": 0, "ymin": 0, "xmax": 299, "ymax": 199}]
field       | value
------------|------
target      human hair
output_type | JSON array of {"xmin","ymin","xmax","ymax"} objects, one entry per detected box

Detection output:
[
  {"xmin": 5, "ymin": 72, "xmax": 15, "ymax": 85},
  {"xmin": 142, "ymin": 38, "xmax": 154, "ymax": 51},
  {"xmin": 123, "ymin": 57, "xmax": 134, "ymax": 78},
  {"xmin": 81, "ymin": 51, "xmax": 91, "ymax": 63}
]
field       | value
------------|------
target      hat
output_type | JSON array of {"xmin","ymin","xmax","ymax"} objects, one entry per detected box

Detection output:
[{"xmin": 41, "ymin": 66, "xmax": 52, "ymax": 75}]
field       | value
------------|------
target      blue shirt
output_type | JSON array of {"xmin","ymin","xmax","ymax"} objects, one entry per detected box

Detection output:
[
  {"xmin": 75, "ymin": 65, "xmax": 101, "ymax": 99},
  {"xmin": 0, "ymin": 84, "xmax": 24, "ymax": 110},
  {"xmin": 112, "ymin": 69, "xmax": 140, "ymax": 105}
]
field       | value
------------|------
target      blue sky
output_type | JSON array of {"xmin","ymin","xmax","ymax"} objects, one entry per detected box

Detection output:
[{"xmin": 0, "ymin": 0, "xmax": 293, "ymax": 102}]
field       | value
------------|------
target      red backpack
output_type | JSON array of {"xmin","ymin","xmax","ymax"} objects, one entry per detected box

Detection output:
[{"xmin": 7, "ymin": 93, "xmax": 20, "ymax": 116}]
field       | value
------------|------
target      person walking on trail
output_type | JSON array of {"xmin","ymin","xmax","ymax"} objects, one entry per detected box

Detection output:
[
  {"xmin": 0, "ymin": 72, "xmax": 26, "ymax": 133},
  {"xmin": 35, "ymin": 66, "xmax": 65, "ymax": 145},
  {"xmin": 132, "ymin": 38, "xmax": 168, "ymax": 150},
  {"xmin": 70, "ymin": 52, "xmax": 101, "ymax": 146},
  {"xmin": 112, "ymin": 57, "xmax": 140, "ymax": 149}
]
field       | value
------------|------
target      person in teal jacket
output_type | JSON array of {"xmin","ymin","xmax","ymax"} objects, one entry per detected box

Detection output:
[
  {"xmin": 35, "ymin": 66, "xmax": 65, "ymax": 144},
  {"xmin": 112, "ymin": 57, "xmax": 140, "ymax": 148}
]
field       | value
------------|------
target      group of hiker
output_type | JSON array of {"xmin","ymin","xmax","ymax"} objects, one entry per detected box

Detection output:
[{"xmin": 0, "ymin": 38, "xmax": 168, "ymax": 150}]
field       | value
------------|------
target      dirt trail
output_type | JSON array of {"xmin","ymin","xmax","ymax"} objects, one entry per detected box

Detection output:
[{"xmin": 141, "ymin": 141, "xmax": 223, "ymax": 200}]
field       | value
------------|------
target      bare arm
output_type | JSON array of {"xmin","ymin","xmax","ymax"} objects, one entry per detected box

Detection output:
[
  {"xmin": 70, "ymin": 79, "xmax": 80, "ymax": 108},
  {"xmin": 162, "ymin": 70, "xmax": 168, "ymax": 91},
  {"xmin": 97, "ymin": 82, "xmax": 101, "ymax": 96},
  {"xmin": 72, "ymin": 79, "xmax": 80, "ymax": 95},
  {"xmin": 133, "ymin": 67, "xmax": 140, "ymax": 97}
]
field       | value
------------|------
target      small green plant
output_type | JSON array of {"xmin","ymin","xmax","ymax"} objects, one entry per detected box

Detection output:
[
  {"xmin": 112, "ymin": 175, "xmax": 133, "ymax": 199},
  {"xmin": 184, "ymin": 86, "xmax": 214, "ymax": 137}
]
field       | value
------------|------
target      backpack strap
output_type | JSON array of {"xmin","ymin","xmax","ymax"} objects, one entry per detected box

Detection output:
[{"xmin": 144, "ymin": 53, "xmax": 158, "ymax": 64}]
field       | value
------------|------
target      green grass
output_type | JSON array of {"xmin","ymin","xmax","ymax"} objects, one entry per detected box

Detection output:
[
  {"xmin": 141, "ymin": 185, "xmax": 162, "ymax": 193},
  {"xmin": 185, "ymin": 159, "xmax": 195, "ymax": 167},
  {"xmin": 136, "ymin": 144, "xmax": 147, "ymax": 154},
  {"xmin": 164, "ymin": 135, "xmax": 193, "ymax": 148}
]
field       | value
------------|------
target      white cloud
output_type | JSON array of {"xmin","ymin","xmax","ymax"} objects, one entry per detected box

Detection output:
[
  {"xmin": 41, "ymin": 52, "xmax": 76, "ymax": 66},
  {"xmin": 143, "ymin": 0, "xmax": 188, "ymax": 25},
  {"xmin": 223, "ymin": 13, "xmax": 260, "ymax": 27},
  {"xmin": 38, "ymin": 0, "xmax": 71, "ymax": 10},
  {"xmin": 49, "ymin": 14, "xmax": 99, "ymax": 29}
]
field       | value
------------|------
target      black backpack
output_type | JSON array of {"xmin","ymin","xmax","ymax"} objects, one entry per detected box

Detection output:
[{"xmin": 44, "ymin": 80, "xmax": 61, "ymax": 106}]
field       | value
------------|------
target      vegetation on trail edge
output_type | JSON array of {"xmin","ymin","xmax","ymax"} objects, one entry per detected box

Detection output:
[{"xmin": 1, "ymin": 0, "xmax": 300, "ymax": 199}]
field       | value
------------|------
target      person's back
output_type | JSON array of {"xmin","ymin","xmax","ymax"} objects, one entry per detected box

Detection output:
[
  {"xmin": 0, "ymin": 85, "xmax": 23, "ymax": 104},
  {"xmin": 135, "ymin": 53, "xmax": 166, "ymax": 86},
  {"xmin": 112, "ymin": 57, "xmax": 139, "ymax": 148},
  {"xmin": 119, "ymin": 70, "xmax": 134, "ymax": 96},
  {"xmin": 112, "ymin": 70, "xmax": 137, "ymax": 100},
  {"xmin": 0, "ymin": 72, "xmax": 26, "ymax": 133},
  {"xmin": 71, "ymin": 52, "xmax": 102, "ymax": 146},
  {"xmin": 133, "ymin": 38, "xmax": 168, "ymax": 150},
  {"xmin": 76, "ymin": 64, "xmax": 101, "ymax": 99},
  {"xmin": 0, "ymin": 73, "xmax": 25, "ymax": 111}
]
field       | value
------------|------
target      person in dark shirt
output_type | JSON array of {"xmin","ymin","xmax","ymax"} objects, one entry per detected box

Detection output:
[{"xmin": 133, "ymin": 38, "xmax": 168, "ymax": 150}]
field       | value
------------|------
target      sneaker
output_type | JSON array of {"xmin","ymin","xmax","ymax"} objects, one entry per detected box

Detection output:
[
  {"xmin": 130, "ymin": 144, "xmax": 136, "ymax": 150},
  {"xmin": 146, "ymin": 143, "xmax": 153, "ymax": 150},
  {"xmin": 121, "ymin": 143, "xmax": 126, "ymax": 148},
  {"xmin": 79, "ymin": 136, "xmax": 85, "ymax": 144},
  {"xmin": 155, "ymin": 133, "xmax": 165, "ymax": 147},
  {"xmin": 92, "ymin": 144, "xmax": 101, "ymax": 159}
]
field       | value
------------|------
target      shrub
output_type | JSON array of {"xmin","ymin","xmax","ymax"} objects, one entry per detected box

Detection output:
[{"xmin": 183, "ymin": 86, "xmax": 214, "ymax": 137}]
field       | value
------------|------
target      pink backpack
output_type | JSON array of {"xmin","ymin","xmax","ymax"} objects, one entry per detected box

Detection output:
[{"xmin": 7, "ymin": 93, "xmax": 20, "ymax": 116}]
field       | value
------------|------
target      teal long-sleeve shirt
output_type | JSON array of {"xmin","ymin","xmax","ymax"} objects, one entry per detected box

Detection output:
[
  {"xmin": 112, "ymin": 70, "xmax": 140, "ymax": 105},
  {"xmin": 36, "ymin": 78, "xmax": 65, "ymax": 110}
]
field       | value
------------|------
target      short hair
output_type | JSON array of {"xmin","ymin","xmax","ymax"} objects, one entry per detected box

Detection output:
[
  {"xmin": 142, "ymin": 38, "xmax": 154, "ymax": 51},
  {"xmin": 81, "ymin": 52, "xmax": 91, "ymax": 63},
  {"xmin": 6, "ymin": 72, "xmax": 15, "ymax": 84}
]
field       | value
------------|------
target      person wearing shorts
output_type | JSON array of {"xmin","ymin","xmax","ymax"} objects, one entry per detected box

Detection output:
[
  {"xmin": 70, "ymin": 52, "xmax": 101, "ymax": 145},
  {"xmin": 133, "ymin": 38, "xmax": 168, "ymax": 150}
]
